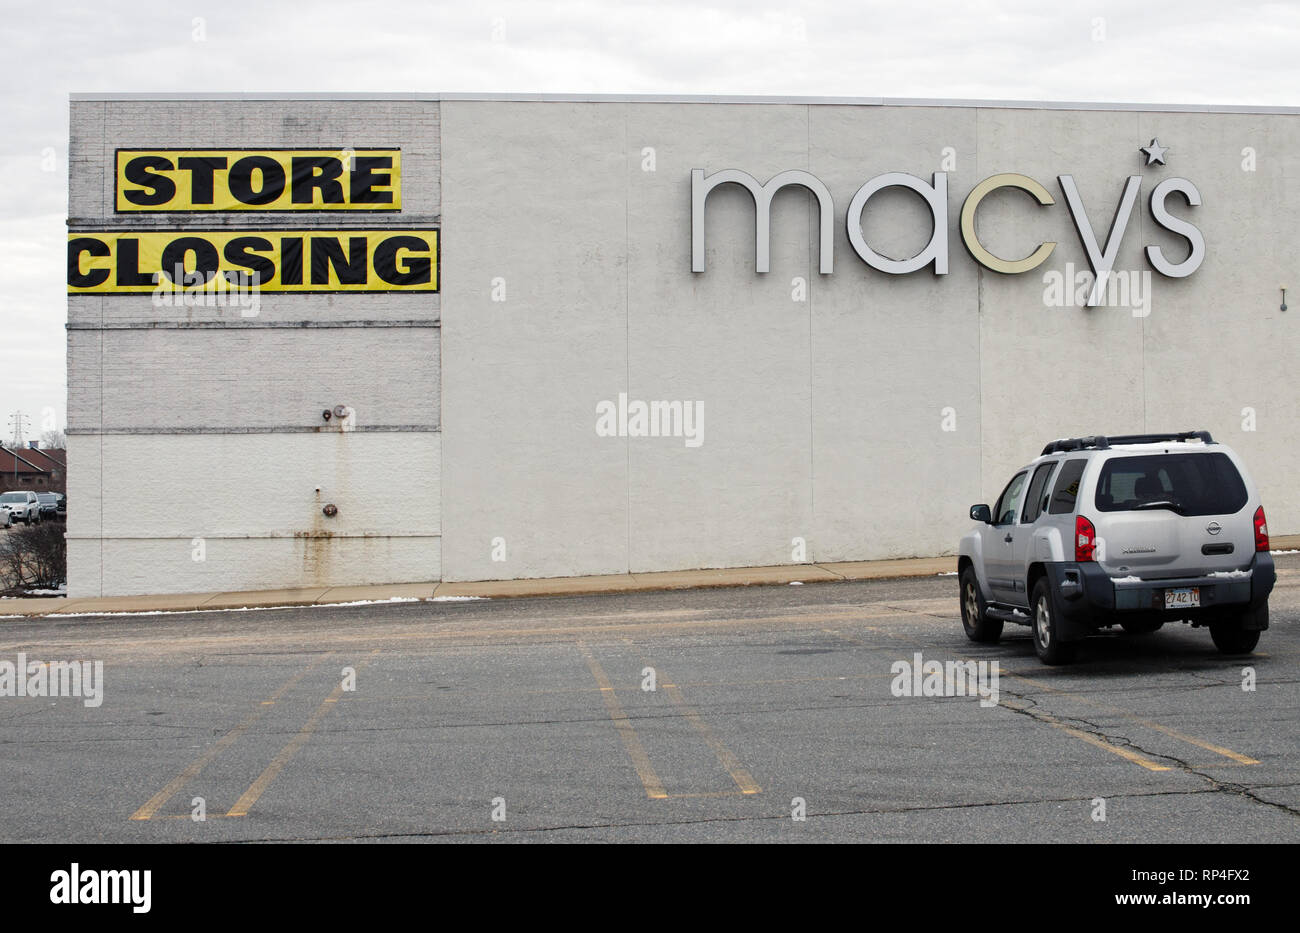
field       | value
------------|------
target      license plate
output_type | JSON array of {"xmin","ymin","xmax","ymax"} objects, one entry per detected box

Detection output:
[{"xmin": 1164, "ymin": 587, "xmax": 1200, "ymax": 609}]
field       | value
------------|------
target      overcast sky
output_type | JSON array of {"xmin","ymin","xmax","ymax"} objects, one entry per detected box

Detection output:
[{"xmin": 2, "ymin": 0, "xmax": 1298, "ymax": 444}]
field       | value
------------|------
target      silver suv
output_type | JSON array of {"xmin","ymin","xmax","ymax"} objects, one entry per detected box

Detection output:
[
  {"xmin": 958, "ymin": 432, "xmax": 1276, "ymax": 664},
  {"xmin": 0, "ymin": 490, "xmax": 41, "ymax": 526}
]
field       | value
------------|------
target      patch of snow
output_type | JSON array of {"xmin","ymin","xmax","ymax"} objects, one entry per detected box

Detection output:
[
  {"xmin": 788, "ymin": 581, "xmax": 803, "ymax": 586},
  {"xmin": 1111, "ymin": 575, "xmax": 1143, "ymax": 584},
  {"xmin": 47, "ymin": 606, "xmax": 293, "ymax": 618},
  {"xmin": 1271, "ymin": 549, "xmax": 1299, "ymax": 555},
  {"xmin": 1207, "ymin": 570, "xmax": 1252, "ymax": 579},
  {"xmin": 935, "ymin": 571, "xmax": 958, "ymax": 576},
  {"xmin": 1, "ymin": 583, "xmax": 68, "ymax": 599}
]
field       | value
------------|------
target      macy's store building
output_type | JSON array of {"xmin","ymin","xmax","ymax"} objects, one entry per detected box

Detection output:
[{"xmin": 65, "ymin": 93, "xmax": 1299, "ymax": 596}]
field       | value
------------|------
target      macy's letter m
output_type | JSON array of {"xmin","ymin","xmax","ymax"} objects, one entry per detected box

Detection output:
[{"xmin": 691, "ymin": 169, "xmax": 834, "ymax": 274}]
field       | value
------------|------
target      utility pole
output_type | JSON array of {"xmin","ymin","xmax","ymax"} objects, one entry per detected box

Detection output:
[{"xmin": 8, "ymin": 411, "xmax": 30, "ymax": 486}]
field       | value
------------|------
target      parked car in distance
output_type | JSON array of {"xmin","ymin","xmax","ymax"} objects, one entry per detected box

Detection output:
[
  {"xmin": 958, "ymin": 431, "xmax": 1275, "ymax": 664},
  {"xmin": 37, "ymin": 492, "xmax": 64, "ymax": 520},
  {"xmin": 0, "ymin": 490, "xmax": 42, "ymax": 526}
]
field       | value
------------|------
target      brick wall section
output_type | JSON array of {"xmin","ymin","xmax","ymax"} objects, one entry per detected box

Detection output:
[
  {"xmin": 68, "ymin": 328, "xmax": 439, "ymax": 431},
  {"xmin": 69, "ymin": 99, "xmax": 441, "ymax": 220},
  {"xmin": 67, "ymin": 98, "xmax": 442, "ymax": 596}
]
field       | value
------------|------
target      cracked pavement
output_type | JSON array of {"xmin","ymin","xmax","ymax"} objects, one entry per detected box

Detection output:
[{"xmin": 0, "ymin": 556, "xmax": 1296, "ymax": 842}]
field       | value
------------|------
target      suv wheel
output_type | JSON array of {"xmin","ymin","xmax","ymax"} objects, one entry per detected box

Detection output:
[
  {"xmin": 1031, "ymin": 578, "xmax": 1076, "ymax": 665},
  {"xmin": 959, "ymin": 567, "xmax": 1002, "ymax": 643},
  {"xmin": 1209, "ymin": 620, "xmax": 1261, "ymax": 655}
]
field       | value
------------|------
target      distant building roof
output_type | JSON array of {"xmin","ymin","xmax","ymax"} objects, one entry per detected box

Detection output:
[
  {"xmin": 20, "ymin": 448, "xmax": 64, "ymax": 473},
  {"xmin": 0, "ymin": 447, "xmax": 51, "ymax": 475}
]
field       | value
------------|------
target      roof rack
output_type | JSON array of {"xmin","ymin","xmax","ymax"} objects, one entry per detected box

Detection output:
[{"xmin": 1040, "ymin": 431, "xmax": 1214, "ymax": 456}]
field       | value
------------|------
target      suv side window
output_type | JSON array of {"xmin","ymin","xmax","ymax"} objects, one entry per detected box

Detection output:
[
  {"xmin": 1020, "ymin": 462, "xmax": 1058, "ymax": 524},
  {"xmin": 992, "ymin": 471, "xmax": 1029, "ymax": 525},
  {"xmin": 1048, "ymin": 459, "xmax": 1088, "ymax": 514}
]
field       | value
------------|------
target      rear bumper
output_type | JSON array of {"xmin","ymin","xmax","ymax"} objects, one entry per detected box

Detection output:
[{"xmin": 1046, "ymin": 553, "xmax": 1275, "ymax": 639}]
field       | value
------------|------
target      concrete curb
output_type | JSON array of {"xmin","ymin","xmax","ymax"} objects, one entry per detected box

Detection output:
[
  {"xmin": 430, "ymin": 556, "xmax": 959, "ymax": 600},
  {"xmin": 0, "ymin": 556, "xmax": 959, "ymax": 618},
  {"xmin": 4, "ymin": 536, "xmax": 1297, "ymax": 619}
]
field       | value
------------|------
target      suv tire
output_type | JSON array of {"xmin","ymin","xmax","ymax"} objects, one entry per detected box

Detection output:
[
  {"xmin": 1031, "ymin": 578, "xmax": 1077, "ymax": 665},
  {"xmin": 1209, "ymin": 618, "xmax": 1261, "ymax": 655},
  {"xmin": 960, "ymin": 567, "xmax": 1002, "ymax": 643}
]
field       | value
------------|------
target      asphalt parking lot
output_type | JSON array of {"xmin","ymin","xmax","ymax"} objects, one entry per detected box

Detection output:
[{"xmin": 1, "ymin": 557, "xmax": 1296, "ymax": 843}]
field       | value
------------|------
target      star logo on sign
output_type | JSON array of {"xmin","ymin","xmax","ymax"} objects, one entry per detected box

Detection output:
[{"xmin": 1140, "ymin": 138, "xmax": 1169, "ymax": 165}]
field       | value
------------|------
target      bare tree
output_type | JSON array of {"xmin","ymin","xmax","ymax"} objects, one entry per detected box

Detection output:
[
  {"xmin": 0, "ymin": 524, "xmax": 66, "ymax": 592},
  {"xmin": 40, "ymin": 429, "xmax": 67, "ymax": 449}
]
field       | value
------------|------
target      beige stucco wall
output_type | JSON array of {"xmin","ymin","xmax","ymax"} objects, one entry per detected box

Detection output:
[
  {"xmin": 67, "ymin": 95, "xmax": 1299, "ymax": 594},
  {"xmin": 439, "ymin": 99, "xmax": 1298, "ymax": 581}
]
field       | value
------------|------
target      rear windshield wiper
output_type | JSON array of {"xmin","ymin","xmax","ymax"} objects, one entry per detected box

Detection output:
[{"xmin": 1132, "ymin": 499, "xmax": 1187, "ymax": 515}]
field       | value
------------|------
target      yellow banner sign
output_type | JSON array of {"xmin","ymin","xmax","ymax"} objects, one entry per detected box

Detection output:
[
  {"xmin": 115, "ymin": 149, "xmax": 402, "ymax": 212},
  {"xmin": 68, "ymin": 230, "xmax": 438, "ymax": 293}
]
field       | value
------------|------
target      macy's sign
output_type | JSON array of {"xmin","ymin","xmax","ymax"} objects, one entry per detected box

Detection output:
[{"xmin": 690, "ymin": 167, "xmax": 1202, "ymax": 306}]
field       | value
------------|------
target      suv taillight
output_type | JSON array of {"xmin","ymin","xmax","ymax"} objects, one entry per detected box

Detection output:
[
  {"xmin": 1075, "ymin": 515, "xmax": 1096, "ymax": 562},
  {"xmin": 1254, "ymin": 506, "xmax": 1269, "ymax": 552}
]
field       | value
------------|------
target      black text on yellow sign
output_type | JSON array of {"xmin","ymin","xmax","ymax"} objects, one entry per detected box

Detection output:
[
  {"xmin": 68, "ymin": 230, "xmax": 439, "ymax": 294},
  {"xmin": 115, "ymin": 149, "xmax": 402, "ymax": 212}
]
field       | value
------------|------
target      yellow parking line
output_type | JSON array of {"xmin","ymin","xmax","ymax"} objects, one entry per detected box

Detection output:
[
  {"xmin": 661, "ymin": 680, "xmax": 761, "ymax": 795},
  {"xmin": 226, "ymin": 651, "xmax": 376, "ymax": 818},
  {"xmin": 1003, "ymin": 671, "xmax": 1259, "ymax": 765},
  {"xmin": 999, "ymin": 700, "xmax": 1171, "ymax": 771},
  {"xmin": 824, "ymin": 628, "xmax": 1173, "ymax": 772},
  {"xmin": 580, "ymin": 646, "xmax": 668, "ymax": 800},
  {"xmin": 130, "ymin": 653, "xmax": 333, "ymax": 821}
]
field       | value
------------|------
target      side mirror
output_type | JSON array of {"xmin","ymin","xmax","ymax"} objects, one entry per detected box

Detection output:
[{"xmin": 970, "ymin": 504, "xmax": 992, "ymax": 524}]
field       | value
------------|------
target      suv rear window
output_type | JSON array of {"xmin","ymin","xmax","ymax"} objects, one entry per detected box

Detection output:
[{"xmin": 1094, "ymin": 452, "xmax": 1248, "ymax": 516}]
